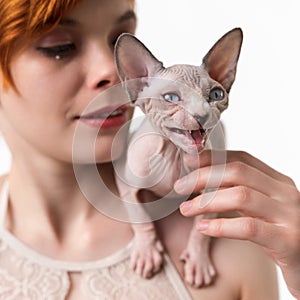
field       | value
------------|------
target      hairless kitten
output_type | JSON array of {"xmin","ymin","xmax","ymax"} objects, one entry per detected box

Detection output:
[{"xmin": 114, "ymin": 28, "xmax": 243, "ymax": 287}]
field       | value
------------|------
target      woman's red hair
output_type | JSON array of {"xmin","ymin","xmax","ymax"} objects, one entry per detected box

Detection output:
[{"xmin": 0, "ymin": 0, "xmax": 135, "ymax": 90}]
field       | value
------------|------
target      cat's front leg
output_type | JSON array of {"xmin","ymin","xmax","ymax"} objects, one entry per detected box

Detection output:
[
  {"xmin": 130, "ymin": 222, "xmax": 164, "ymax": 278},
  {"xmin": 117, "ymin": 130, "xmax": 167, "ymax": 278},
  {"xmin": 116, "ymin": 177, "xmax": 164, "ymax": 279},
  {"xmin": 180, "ymin": 213, "xmax": 217, "ymax": 287}
]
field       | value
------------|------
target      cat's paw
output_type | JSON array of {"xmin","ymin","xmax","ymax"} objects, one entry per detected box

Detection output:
[
  {"xmin": 130, "ymin": 238, "xmax": 164, "ymax": 278},
  {"xmin": 180, "ymin": 244, "xmax": 216, "ymax": 287}
]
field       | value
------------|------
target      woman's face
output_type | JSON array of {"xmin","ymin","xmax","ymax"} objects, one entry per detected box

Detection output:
[{"xmin": 0, "ymin": 0, "xmax": 136, "ymax": 164}]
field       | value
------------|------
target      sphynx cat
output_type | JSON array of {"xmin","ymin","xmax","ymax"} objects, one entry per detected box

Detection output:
[{"xmin": 114, "ymin": 28, "xmax": 243, "ymax": 287}]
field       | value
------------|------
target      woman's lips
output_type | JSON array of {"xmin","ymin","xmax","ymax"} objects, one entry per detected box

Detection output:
[{"xmin": 77, "ymin": 105, "xmax": 129, "ymax": 129}]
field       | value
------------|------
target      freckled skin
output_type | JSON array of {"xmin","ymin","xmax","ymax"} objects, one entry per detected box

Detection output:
[{"xmin": 115, "ymin": 29, "xmax": 243, "ymax": 285}]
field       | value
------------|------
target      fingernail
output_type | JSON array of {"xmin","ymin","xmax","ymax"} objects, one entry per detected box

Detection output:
[
  {"xmin": 196, "ymin": 221, "xmax": 209, "ymax": 231},
  {"xmin": 180, "ymin": 200, "xmax": 193, "ymax": 214},
  {"xmin": 174, "ymin": 178, "xmax": 186, "ymax": 193}
]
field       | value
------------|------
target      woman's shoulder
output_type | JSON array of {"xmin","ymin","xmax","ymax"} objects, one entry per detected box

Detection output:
[
  {"xmin": 0, "ymin": 174, "xmax": 7, "ymax": 185},
  {"xmin": 0, "ymin": 174, "xmax": 8, "ymax": 197},
  {"xmin": 156, "ymin": 211, "xmax": 278, "ymax": 299},
  {"xmin": 212, "ymin": 238, "xmax": 278, "ymax": 299}
]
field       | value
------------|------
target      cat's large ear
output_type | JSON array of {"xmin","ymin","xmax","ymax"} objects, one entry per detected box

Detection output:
[
  {"xmin": 115, "ymin": 34, "xmax": 164, "ymax": 102},
  {"xmin": 202, "ymin": 28, "xmax": 243, "ymax": 93}
]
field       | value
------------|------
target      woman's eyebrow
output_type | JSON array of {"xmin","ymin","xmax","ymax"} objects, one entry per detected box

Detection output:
[
  {"xmin": 58, "ymin": 18, "xmax": 80, "ymax": 27},
  {"xmin": 58, "ymin": 10, "xmax": 136, "ymax": 27},
  {"xmin": 116, "ymin": 10, "xmax": 137, "ymax": 24}
]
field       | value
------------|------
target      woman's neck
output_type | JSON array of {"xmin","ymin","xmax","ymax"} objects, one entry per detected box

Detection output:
[
  {"xmin": 3, "ymin": 159, "xmax": 133, "ymax": 261},
  {"xmin": 6, "ymin": 159, "xmax": 118, "ymax": 242}
]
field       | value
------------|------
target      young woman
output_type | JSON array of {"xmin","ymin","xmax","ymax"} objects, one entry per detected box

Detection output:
[{"xmin": 0, "ymin": 0, "xmax": 298, "ymax": 299}]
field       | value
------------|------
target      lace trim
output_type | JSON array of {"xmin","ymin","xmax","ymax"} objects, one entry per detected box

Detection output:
[
  {"xmin": 0, "ymin": 180, "xmax": 8, "ymax": 228},
  {"xmin": 0, "ymin": 240, "xmax": 70, "ymax": 300},
  {"xmin": 0, "ymin": 237, "xmax": 192, "ymax": 300},
  {"xmin": 81, "ymin": 256, "xmax": 191, "ymax": 300}
]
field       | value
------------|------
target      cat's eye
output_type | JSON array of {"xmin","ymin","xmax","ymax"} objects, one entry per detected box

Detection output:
[
  {"xmin": 209, "ymin": 88, "xmax": 224, "ymax": 101},
  {"xmin": 163, "ymin": 93, "xmax": 181, "ymax": 103}
]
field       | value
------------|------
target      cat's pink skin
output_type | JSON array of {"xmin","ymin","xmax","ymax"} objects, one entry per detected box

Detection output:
[{"xmin": 115, "ymin": 28, "xmax": 243, "ymax": 286}]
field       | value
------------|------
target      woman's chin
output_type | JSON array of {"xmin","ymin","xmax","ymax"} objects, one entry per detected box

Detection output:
[
  {"xmin": 96, "ymin": 133, "xmax": 126, "ymax": 162},
  {"xmin": 71, "ymin": 123, "xmax": 129, "ymax": 164}
]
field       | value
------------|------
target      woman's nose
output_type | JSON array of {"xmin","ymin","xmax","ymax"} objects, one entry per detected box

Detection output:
[{"xmin": 86, "ymin": 44, "xmax": 120, "ymax": 90}]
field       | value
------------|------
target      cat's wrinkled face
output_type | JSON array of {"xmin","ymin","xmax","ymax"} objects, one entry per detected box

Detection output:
[
  {"xmin": 115, "ymin": 28, "xmax": 243, "ymax": 154},
  {"xmin": 136, "ymin": 64, "xmax": 228, "ymax": 153}
]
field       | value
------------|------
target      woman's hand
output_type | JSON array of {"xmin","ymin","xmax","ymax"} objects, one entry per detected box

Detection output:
[{"xmin": 175, "ymin": 150, "xmax": 300, "ymax": 299}]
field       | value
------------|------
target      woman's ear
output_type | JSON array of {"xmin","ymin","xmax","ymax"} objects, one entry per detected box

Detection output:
[{"xmin": 114, "ymin": 33, "xmax": 164, "ymax": 102}]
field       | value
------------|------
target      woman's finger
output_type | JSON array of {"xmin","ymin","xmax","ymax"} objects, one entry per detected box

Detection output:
[
  {"xmin": 174, "ymin": 160, "xmax": 297, "ymax": 202},
  {"xmin": 180, "ymin": 186, "xmax": 287, "ymax": 222},
  {"xmin": 184, "ymin": 150, "xmax": 295, "ymax": 186},
  {"xmin": 194, "ymin": 216, "xmax": 285, "ymax": 250}
]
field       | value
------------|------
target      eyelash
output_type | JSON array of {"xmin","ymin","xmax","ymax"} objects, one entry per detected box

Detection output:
[{"xmin": 37, "ymin": 43, "xmax": 76, "ymax": 60}]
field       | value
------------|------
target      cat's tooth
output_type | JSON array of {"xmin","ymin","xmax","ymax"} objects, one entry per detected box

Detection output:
[{"xmin": 110, "ymin": 109, "xmax": 123, "ymax": 116}]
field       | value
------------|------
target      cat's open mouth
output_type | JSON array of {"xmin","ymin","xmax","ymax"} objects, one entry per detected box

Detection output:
[{"xmin": 167, "ymin": 126, "xmax": 207, "ymax": 152}]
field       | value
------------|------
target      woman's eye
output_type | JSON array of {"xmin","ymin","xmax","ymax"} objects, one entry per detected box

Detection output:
[
  {"xmin": 37, "ymin": 43, "xmax": 76, "ymax": 60},
  {"xmin": 112, "ymin": 35, "xmax": 121, "ymax": 47},
  {"xmin": 209, "ymin": 88, "xmax": 225, "ymax": 101},
  {"xmin": 163, "ymin": 93, "xmax": 181, "ymax": 103}
]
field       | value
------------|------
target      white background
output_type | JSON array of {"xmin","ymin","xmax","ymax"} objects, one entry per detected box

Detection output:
[{"xmin": 0, "ymin": 0, "xmax": 299, "ymax": 299}]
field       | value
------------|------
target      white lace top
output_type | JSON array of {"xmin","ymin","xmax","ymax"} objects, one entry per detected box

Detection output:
[{"xmin": 0, "ymin": 181, "xmax": 192, "ymax": 299}]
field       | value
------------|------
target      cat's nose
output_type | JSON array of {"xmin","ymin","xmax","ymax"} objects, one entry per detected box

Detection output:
[{"xmin": 194, "ymin": 113, "xmax": 209, "ymax": 127}]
